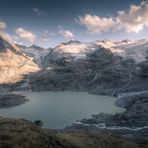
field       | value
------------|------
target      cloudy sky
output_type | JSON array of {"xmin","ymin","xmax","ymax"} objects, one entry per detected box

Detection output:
[{"xmin": 0, "ymin": 0, "xmax": 148, "ymax": 47}]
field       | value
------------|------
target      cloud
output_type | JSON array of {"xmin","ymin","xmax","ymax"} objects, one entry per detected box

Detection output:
[
  {"xmin": 78, "ymin": 14, "xmax": 121, "ymax": 34},
  {"xmin": 117, "ymin": 1, "xmax": 148, "ymax": 33},
  {"xmin": 59, "ymin": 29, "xmax": 75, "ymax": 39},
  {"xmin": 0, "ymin": 20, "xmax": 14, "ymax": 44},
  {"xmin": 32, "ymin": 7, "xmax": 45, "ymax": 16},
  {"xmin": 0, "ymin": 31, "xmax": 14, "ymax": 44},
  {"xmin": 12, "ymin": 35, "xmax": 19, "ymax": 41},
  {"xmin": 0, "ymin": 20, "xmax": 6, "ymax": 30},
  {"xmin": 40, "ymin": 31, "xmax": 50, "ymax": 41},
  {"xmin": 50, "ymin": 32, "xmax": 56, "ymax": 36},
  {"xmin": 15, "ymin": 28, "xmax": 37, "ymax": 42},
  {"xmin": 78, "ymin": 1, "xmax": 148, "ymax": 34}
]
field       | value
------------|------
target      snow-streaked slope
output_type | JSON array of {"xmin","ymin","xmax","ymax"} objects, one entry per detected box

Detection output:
[
  {"xmin": 16, "ymin": 44, "xmax": 49, "ymax": 67},
  {"xmin": 42, "ymin": 39, "xmax": 148, "ymax": 70},
  {"xmin": 0, "ymin": 36, "xmax": 39, "ymax": 84},
  {"xmin": 113, "ymin": 39, "xmax": 148, "ymax": 62},
  {"xmin": 51, "ymin": 39, "xmax": 148, "ymax": 62},
  {"xmin": 96, "ymin": 39, "xmax": 148, "ymax": 62},
  {"xmin": 96, "ymin": 39, "xmax": 133, "ymax": 48},
  {"xmin": 52, "ymin": 40, "xmax": 98, "ymax": 59}
]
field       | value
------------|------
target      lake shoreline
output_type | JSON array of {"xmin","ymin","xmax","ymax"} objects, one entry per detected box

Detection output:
[
  {"xmin": 0, "ymin": 91, "xmax": 123, "ymax": 128},
  {"xmin": 1, "ymin": 90, "xmax": 148, "ymax": 144},
  {"xmin": 0, "ymin": 93, "xmax": 28, "ymax": 108},
  {"xmin": 64, "ymin": 90, "xmax": 148, "ymax": 144}
]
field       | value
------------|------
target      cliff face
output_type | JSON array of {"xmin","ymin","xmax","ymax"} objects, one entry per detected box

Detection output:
[
  {"xmin": 0, "ymin": 116, "xmax": 142, "ymax": 148},
  {"xmin": 0, "ymin": 36, "xmax": 39, "ymax": 85}
]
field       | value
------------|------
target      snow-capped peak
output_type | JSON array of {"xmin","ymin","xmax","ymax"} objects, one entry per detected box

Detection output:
[{"xmin": 54, "ymin": 41, "xmax": 97, "ymax": 54}]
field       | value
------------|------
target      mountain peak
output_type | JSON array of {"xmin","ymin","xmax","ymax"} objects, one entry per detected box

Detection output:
[
  {"xmin": 30, "ymin": 44, "xmax": 41, "ymax": 48},
  {"xmin": 67, "ymin": 40, "xmax": 82, "ymax": 44},
  {"xmin": 0, "ymin": 35, "xmax": 20, "ymax": 52},
  {"xmin": 29, "ymin": 44, "xmax": 46, "ymax": 51},
  {"xmin": 59, "ymin": 40, "xmax": 82, "ymax": 46},
  {"xmin": 121, "ymin": 39, "xmax": 132, "ymax": 43}
]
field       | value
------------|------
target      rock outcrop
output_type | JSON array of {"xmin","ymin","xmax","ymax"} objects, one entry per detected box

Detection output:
[{"xmin": 0, "ymin": 94, "xmax": 28, "ymax": 108}]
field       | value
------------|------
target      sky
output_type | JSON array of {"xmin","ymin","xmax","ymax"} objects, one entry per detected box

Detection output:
[{"xmin": 0, "ymin": 0, "xmax": 148, "ymax": 48}]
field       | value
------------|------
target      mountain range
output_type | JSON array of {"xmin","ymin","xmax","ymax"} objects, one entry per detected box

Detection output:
[{"xmin": 0, "ymin": 36, "xmax": 148, "ymax": 94}]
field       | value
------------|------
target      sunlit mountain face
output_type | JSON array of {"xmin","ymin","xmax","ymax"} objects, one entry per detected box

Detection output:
[{"xmin": 0, "ymin": 0, "xmax": 148, "ymax": 48}]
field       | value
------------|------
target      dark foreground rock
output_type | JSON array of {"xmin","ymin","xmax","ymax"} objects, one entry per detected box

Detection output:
[
  {"xmin": 0, "ymin": 116, "xmax": 145, "ymax": 148},
  {"xmin": 0, "ymin": 94, "xmax": 28, "ymax": 108},
  {"xmin": 64, "ymin": 91, "xmax": 148, "ymax": 144}
]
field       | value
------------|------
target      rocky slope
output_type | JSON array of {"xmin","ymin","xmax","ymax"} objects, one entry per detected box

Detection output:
[
  {"xmin": 63, "ymin": 90, "xmax": 148, "ymax": 144},
  {"xmin": 29, "ymin": 47, "xmax": 138, "ymax": 93},
  {"xmin": 0, "ymin": 36, "xmax": 39, "ymax": 92},
  {"xmin": 0, "ymin": 116, "xmax": 145, "ymax": 148},
  {"xmin": 27, "ymin": 39, "xmax": 148, "ymax": 94},
  {"xmin": 16, "ymin": 44, "xmax": 49, "ymax": 68}
]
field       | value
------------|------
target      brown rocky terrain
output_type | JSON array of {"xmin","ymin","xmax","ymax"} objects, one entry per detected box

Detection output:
[{"xmin": 0, "ymin": 116, "xmax": 145, "ymax": 148}]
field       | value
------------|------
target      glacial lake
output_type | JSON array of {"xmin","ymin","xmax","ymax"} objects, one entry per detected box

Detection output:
[{"xmin": 0, "ymin": 91, "xmax": 124, "ymax": 129}]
